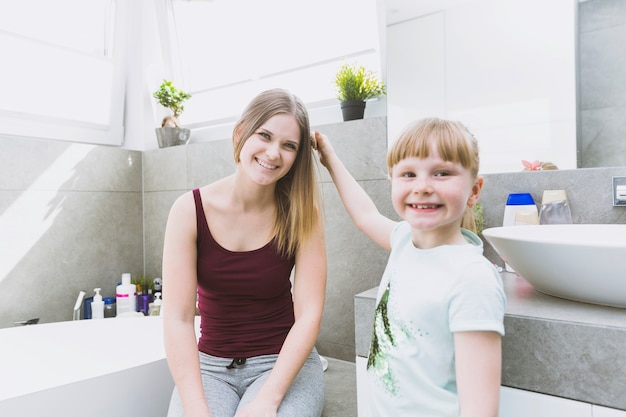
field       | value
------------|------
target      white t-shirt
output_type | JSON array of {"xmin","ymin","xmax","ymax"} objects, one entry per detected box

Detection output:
[{"xmin": 366, "ymin": 222, "xmax": 506, "ymax": 417}]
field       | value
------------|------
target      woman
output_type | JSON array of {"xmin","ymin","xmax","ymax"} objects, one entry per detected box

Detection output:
[{"xmin": 162, "ymin": 89, "xmax": 327, "ymax": 417}]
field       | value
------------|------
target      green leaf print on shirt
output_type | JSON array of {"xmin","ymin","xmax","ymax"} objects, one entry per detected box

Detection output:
[{"xmin": 366, "ymin": 281, "xmax": 413, "ymax": 396}]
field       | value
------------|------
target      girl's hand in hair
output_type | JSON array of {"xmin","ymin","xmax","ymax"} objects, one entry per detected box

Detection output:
[{"xmin": 311, "ymin": 130, "xmax": 336, "ymax": 169}]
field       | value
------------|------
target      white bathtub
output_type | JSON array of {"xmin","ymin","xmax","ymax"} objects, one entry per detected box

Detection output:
[{"xmin": 0, "ymin": 316, "xmax": 181, "ymax": 417}]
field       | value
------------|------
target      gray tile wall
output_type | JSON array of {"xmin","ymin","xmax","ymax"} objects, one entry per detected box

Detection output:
[
  {"xmin": 3, "ymin": 116, "xmax": 625, "ymax": 363},
  {"xmin": 0, "ymin": 137, "xmax": 143, "ymax": 328}
]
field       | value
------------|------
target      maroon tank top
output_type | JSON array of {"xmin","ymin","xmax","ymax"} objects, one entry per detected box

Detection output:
[{"xmin": 193, "ymin": 188, "xmax": 295, "ymax": 358}]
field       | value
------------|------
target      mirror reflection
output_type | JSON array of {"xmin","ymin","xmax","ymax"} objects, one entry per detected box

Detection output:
[{"xmin": 386, "ymin": 0, "xmax": 626, "ymax": 173}]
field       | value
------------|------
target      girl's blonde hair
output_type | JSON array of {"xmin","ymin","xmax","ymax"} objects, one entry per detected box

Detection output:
[
  {"xmin": 232, "ymin": 89, "xmax": 321, "ymax": 257},
  {"xmin": 386, "ymin": 117, "xmax": 481, "ymax": 232}
]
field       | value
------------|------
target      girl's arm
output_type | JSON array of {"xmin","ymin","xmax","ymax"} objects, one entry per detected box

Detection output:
[
  {"xmin": 454, "ymin": 331, "xmax": 502, "ymax": 417},
  {"xmin": 162, "ymin": 193, "xmax": 212, "ymax": 417},
  {"xmin": 235, "ymin": 210, "xmax": 327, "ymax": 417},
  {"xmin": 314, "ymin": 131, "xmax": 396, "ymax": 251}
]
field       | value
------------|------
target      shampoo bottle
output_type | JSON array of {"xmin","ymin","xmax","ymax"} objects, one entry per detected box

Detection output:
[
  {"xmin": 502, "ymin": 193, "xmax": 538, "ymax": 272},
  {"xmin": 116, "ymin": 273, "xmax": 137, "ymax": 316},
  {"xmin": 91, "ymin": 288, "xmax": 104, "ymax": 319}
]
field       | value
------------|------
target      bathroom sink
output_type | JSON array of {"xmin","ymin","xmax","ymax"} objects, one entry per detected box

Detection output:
[{"xmin": 482, "ymin": 224, "xmax": 626, "ymax": 308}]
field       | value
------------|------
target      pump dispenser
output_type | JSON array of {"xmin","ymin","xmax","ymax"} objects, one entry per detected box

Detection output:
[
  {"xmin": 149, "ymin": 293, "xmax": 162, "ymax": 316},
  {"xmin": 91, "ymin": 288, "xmax": 104, "ymax": 319}
]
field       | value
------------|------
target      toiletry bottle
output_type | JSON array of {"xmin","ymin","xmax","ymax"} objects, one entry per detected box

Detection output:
[
  {"xmin": 103, "ymin": 297, "xmax": 116, "ymax": 318},
  {"xmin": 116, "ymin": 273, "xmax": 137, "ymax": 316},
  {"xmin": 539, "ymin": 190, "xmax": 572, "ymax": 225},
  {"xmin": 502, "ymin": 193, "xmax": 538, "ymax": 228},
  {"xmin": 83, "ymin": 296, "xmax": 93, "ymax": 320},
  {"xmin": 91, "ymin": 288, "xmax": 104, "ymax": 319},
  {"xmin": 149, "ymin": 293, "xmax": 162, "ymax": 316},
  {"xmin": 502, "ymin": 193, "xmax": 538, "ymax": 272}
]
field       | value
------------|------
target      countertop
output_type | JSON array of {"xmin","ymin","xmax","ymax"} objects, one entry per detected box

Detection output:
[{"xmin": 354, "ymin": 272, "xmax": 626, "ymax": 410}]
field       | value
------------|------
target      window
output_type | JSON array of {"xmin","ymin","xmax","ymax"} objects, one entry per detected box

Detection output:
[
  {"xmin": 0, "ymin": 0, "xmax": 124, "ymax": 145},
  {"xmin": 169, "ymin": 0, "xmax": 383, "ymax": 138}
]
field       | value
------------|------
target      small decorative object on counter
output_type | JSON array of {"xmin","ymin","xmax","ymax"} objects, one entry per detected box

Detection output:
[
  {"xmin": 91, "ymin": 288, "xmax": 104, "ymax": 319},
  {"xmin": 153, "ymin": 277, "xmax": 162, "ymax": 294},
  {"xmin": 539, "ymin": 190, "xmax": 572, "ymax": 225}
]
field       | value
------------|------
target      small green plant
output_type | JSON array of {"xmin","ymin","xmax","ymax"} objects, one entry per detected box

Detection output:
[
  {"xmin": 153, "ymin": 79, "xmax": 192, "ymax": 120},
  {"xmin": 334, "ymin": 62, "xmax": 386, "ymax": 102}
]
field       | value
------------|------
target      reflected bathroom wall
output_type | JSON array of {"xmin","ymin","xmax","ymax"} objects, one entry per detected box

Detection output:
[
  {"xmin": 578, "ymin": 0, "xmax": 626, "ymax": 168},
  {"xmin": 386, "ymin": 0, "xmax": 577, "ymax": 174},
  {"xmin": 386, "ymin": 0, "xmax": 626, "ymax": 173}
]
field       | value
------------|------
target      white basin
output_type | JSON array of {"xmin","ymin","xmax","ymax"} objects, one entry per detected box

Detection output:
[{"xmin": 482, "ymin": 224, "xmax": 626, "ymax": 308}]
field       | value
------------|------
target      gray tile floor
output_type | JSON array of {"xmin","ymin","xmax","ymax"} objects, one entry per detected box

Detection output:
[{"xmin": 322, "ymin": 357, "xmax": 357, "ymax": 417}]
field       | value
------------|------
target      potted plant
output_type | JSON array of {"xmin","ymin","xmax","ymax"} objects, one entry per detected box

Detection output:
[
  {"xmin": 334, "ymin": 62, "xmax": 386, "ymax": 121},
  {"xmin": 153, "ymin": 79, "xmax": 192, "ymax": 148}
]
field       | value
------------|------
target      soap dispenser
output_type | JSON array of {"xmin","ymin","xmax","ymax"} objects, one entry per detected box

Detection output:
[
  {"xmin": 149, "ymin": 292, "xmax": 162, "ymax": 316},
  {"xmin": 91, "ymin": 288, "xmax": 104, "ymax": 319}
]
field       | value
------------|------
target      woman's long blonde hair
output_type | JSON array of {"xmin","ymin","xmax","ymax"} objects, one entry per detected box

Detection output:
[
  {"xmin": 386, "ymin": 117, "xmax": 481, "ymax": 232},
  {"xmin": 232, "ymin": 89, "xmax": 321, "ymax": 257}
]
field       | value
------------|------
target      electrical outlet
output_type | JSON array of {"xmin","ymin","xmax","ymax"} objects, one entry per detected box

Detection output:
[{"xmin": 613, "ymin": 176, "xmax": 626, "ymax": 206}]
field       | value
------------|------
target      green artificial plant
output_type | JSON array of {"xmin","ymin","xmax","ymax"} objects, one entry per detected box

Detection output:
[
  {"xmin": 334, "ymin": 63, "xmax": 386, "ymax": 102},
  {"xmin": 153, "ymin": 79, "xmax": 192, "ymax": 122}
]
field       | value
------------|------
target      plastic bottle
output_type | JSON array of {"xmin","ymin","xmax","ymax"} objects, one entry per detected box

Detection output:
[
  {"xmin": 149, "ymin": 292, "xmax": 162, "ymax": 316},
  {"xmin": 103, "ymin": 297, "xmax": 116, "ymax": 318},
  {"xmin": 116, "ymin": 273, "xmax": 137, "ymax": 316},
  {"xmin": 502, "ymin": 193, "xmax": 538, "ymax": 228},
  {"xmin": 91, "ymin": 288, "xmax": 104, "ymax": 319},
  {"xmin": 83, "ymin": 296, "xmax": 93, "ymax": 320},
  {"xmin": 502, "ymin": 193, "xmax": 538, "ymax": 272}
]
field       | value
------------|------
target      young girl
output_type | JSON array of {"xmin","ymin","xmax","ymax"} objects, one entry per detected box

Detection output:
[
  {"xmin": 314, "ymin": 118, "xmax": 506, "ymax": 417},
  {"xmin": 162, "ymin": 89, "xmax": 327, "ymax": 417}
]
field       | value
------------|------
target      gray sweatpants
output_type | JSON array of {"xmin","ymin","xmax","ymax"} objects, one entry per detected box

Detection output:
[{"xmin": 167, "ymin": 348, "xmax": 324, "ymax": 417}]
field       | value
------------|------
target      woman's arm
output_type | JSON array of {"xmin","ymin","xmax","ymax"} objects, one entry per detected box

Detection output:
[
  {"xmin": 235, "ymin": 210, "xmax": 327, "ymax": 417},
  {"xmin": 162, "ymin": 192, "xmax": 212, "ymax": 417},
  {"xmin": 454, "ymin": 331, "xmax": 502, "ymax": 417},
  {"xmin": 314, "ymin": 130, "xmax": 396, "ymax": 251}
]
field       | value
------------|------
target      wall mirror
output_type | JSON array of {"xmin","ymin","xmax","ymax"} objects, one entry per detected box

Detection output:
[{"xmin": 385, "ymin": 0, "xmax": 626, "ymax": 174}]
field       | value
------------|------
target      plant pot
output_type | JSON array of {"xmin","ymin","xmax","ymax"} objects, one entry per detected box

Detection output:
[
  {"xmin": 340, "ymin": 100, "xmax": 366, "ymax": 121},
  {"xmin": 155, "ymin": 127, "xmax": 191, "ymax": 148}
]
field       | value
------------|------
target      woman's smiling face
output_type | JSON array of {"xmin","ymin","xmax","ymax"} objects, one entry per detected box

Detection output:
[{"xmin": 238, "ymin": 113, "xmax": 301, "ymax": 186}]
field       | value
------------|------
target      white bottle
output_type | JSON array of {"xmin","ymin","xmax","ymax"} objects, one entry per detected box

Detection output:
[
  {"xmin": 502, "ymin": 193, "xmax": 538, "ymax": 272},
  {"xmin": 116, "ymin": 273, "xmax": 137, "ymax": 316},
  {"xmin": 91, "ymin": 288, "xmax": 104, "ymax": 319},
  {"xmin": 149, "ymin": 292, "xmax": 162, "ymax": 316}
]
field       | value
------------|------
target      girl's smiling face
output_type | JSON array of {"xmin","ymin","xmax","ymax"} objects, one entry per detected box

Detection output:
[
  {"xmin": 390, "ymin": 146, "xmax": 482, "ymax": 246},
  {"xmin": 238, "ymin": 113, "xmax": 301, "ymax": 186}
]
